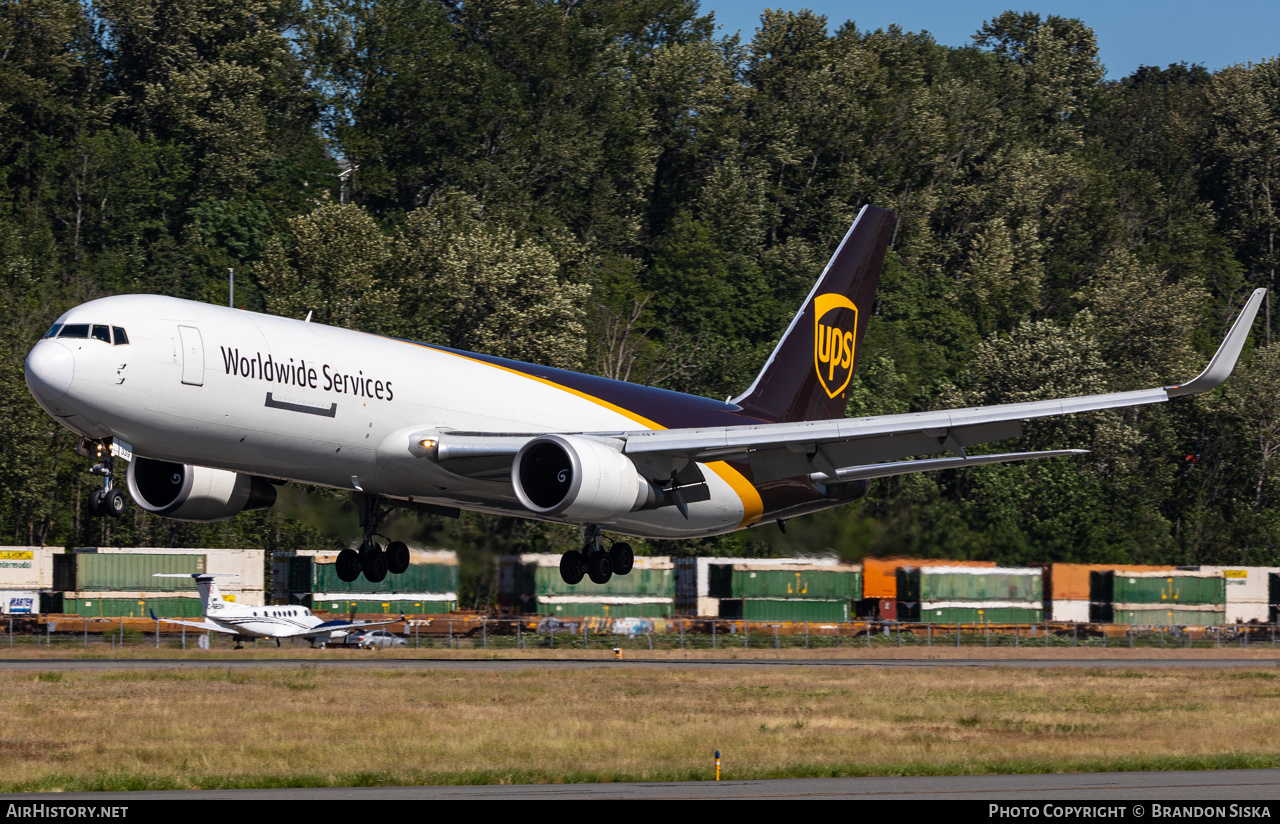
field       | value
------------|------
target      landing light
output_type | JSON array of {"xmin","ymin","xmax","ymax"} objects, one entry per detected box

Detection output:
[{"xmin": 418, "ymin": 438, "xmax": 437, "ymax": 450}]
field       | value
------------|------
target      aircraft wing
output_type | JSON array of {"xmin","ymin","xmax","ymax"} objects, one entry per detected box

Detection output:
[
  {"xmin": 147, "ymin": 613, "xmax": 234, "ymax": 634},
  {"xmin": 620, "ymin": 288, "xmax": 1265, "ymax": 483},
  {"xmin": 294, "ymin": 617, "xmax": 404, "ymax": 638},
  {"xmin": 414, "ymin": 288, "xmax": 1262, "ymax": 486}
]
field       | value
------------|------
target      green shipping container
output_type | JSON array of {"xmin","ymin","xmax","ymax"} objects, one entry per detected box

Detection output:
[
  {"xmin": 1109, "ymin": 574, "xmax": 1225, "ymax": 606},
  {"xmin": 75, "ymin": 553, "xmax": 204, "ymax": 591},
  {"xmin": 535, "ymin": 566, "xmax": 673, "ymax": 598},
  {"xmin": 917, "ymin": 606, "xmax": 1044, "ymax": 623},
  {"xmin": 297, "ymin": 557, "xmax": 458, "ymax": 595},
  {"xmin": 730, "ymin": 599, "xmax": 850, "ymax": 622},
  {"xmin": 311, "ymin": 598, "xmax": 456, "ymax": 615},
  {"xmin": 538, "ymin": 601, "xmax": 673, "ymax": 618},
  {"xmin": 729, "ymin": 569, "xmax": 861, "ymax": 600},
  {"xmin": 898, "ymin": 568, "xmax": 1042, "ymax": 602},
  {"xmin": 62, "ymin": 596, "xmax": 203, "ymax": 618},
  {"xmin": 1113, "ymin": 608, "xmax": 1225, "ymax": 627}
]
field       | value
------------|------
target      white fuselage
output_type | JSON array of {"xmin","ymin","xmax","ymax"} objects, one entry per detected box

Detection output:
[{"xmin": 25, "ymin": 295, "xmax": 760, "ymax": 538}]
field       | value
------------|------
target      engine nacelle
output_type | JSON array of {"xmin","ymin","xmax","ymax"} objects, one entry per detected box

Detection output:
[
  {"xmin": 511, "ymin": 435, "xmax": 649, "ymax": 522},
  {"xmin": 125, "ymin": 457, "xmax": 278, "ymax": 522}
]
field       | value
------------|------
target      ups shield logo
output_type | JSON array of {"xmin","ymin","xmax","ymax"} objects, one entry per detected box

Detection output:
[{"xmin": 813, "ymin": 293, "xmax": 858, "ymax": 398}]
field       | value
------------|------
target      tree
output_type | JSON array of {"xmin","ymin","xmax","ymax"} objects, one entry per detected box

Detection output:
[{"xmin": 255, "ymin": 203, "xmax": 397, "ymax": 332}]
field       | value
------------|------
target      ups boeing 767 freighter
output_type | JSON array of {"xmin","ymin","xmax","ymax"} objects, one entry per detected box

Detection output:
[{"xmin": 23, "ymin": 206, "xmax": 1265, "ymax": 587}]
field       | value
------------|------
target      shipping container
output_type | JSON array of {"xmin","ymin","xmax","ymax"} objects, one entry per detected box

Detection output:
[
  {"xmin": 95, "ymin": 547, "xmax": 265, "ymax": 591},
  {"xmin": 1198, "ymin": 567, "xmax": 1280, "ymax": 604},
  {"xmin": 718, "ymin": 598, "xmax": 850, "ymax": 622},
  {"xmin": 692, "ymin": 557, "xmax": 850, "ymax": 599},
  {"xmin": 60, "ymin": 595, "xmax": 203, "ymax": 618},
  {"xmin": 1226, "ymin": 602, "xmax": 1270, "ymax": 624},
  {"xmin": 1112, "ymin": 607, "xmax": 1225, "ymax": 627},
  {"xmin": 696, "ymin": 597, "xmax": 720, "ymax": 617},
  {"xmin": 897, "ymin": 566, "xmax": 1042, "ymax": 602},
  {"xmin": 0, "ymin": 590, "xmax": 38, "ymax": 614},
  {"xmin": 913, "ymin": 604, "xmax": 1044, "ymax": 624},
  {"xmin": 1050, "ymin": 599, "xmax": 1091, "ymax": 623},
  {"xmin": 725, "ymin": 566, "xmax": 860, "ymax": 600},
  {"xmin": 54, "ymin": 553, "xmax": 205, "ymax": 591},
  {"xmin": 877, "ymin": 598, "xmax": 897, "ymax": 621},
  {"xmin": 498, "ymin": 555, "xmax": 673, "ymax": 609},
  {"xmin": 1043, "ymin": 563, "xmax": 1176, "ymax": 601},
  {"xmin": 0, "ymin": 548, "xmax": 55, "ymax": 590},
  {"xmin": 310, "ymin": 596, "xmax": 456, "ymax": 615},
  {"xmin": 862, "ymin": 558, "xmax": 997, "ymax": 599},
  {"xmin": 1102, "ymin": 571, "xmax": 1226, "ymax": 606},
  {"xmin": 291, "ymin": 550, "xmax": 458, "ymax": 595}
]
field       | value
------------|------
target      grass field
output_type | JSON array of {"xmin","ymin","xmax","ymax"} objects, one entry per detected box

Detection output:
[{"xmin": 4, "ymin": 659, "xmax": 1280, "ymax": 791}]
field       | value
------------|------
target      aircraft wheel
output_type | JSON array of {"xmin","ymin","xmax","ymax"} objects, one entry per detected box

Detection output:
[
  {"xmin": 587, "ymin": 551, "xmax": 613, "ymax": 585},
  {"xmin": 104, "ymin": 488, "xmax": 127, "ymax": 518},
  {"xmin": 559, "ymin": 550, "xmax": 585, "ymax": 585},
  {"xmin": 362, "ymin": 541, "xmax": 388, "ymax": 583},
  {"xmin": 87, "ymin": 489, "xmax": 104, "ymax": 518},
  {"xmin": 609, "ymin": 542, "xmax": 634, "ymax": 575},
  {"xmin": 335, "ymin": 548, "xmax": 361, "ymax": 582},
  {"xmin": 386, "ymin": 541, "xmax": 410, "ymax": 575}
]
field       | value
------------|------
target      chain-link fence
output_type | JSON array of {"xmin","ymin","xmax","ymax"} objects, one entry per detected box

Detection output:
[{"xmin": 4, "ymin": 617, "xmax": 1278, "ymax": 652}]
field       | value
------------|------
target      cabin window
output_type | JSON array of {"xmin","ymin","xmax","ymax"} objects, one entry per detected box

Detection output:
[
  {"xmin": 43, "ymin": 324, "xmax": 62, "ymax": 339},
  {"xmin": 112, "ymin": 327, "xmax": 129, "ymax": 345},
  {"xmin": 59, "ymin": 324, "xmax": 89, "ymax": 339},
  {"xmin": 91, "ymin": 325, "xmax": 111, "ymax": 343}
]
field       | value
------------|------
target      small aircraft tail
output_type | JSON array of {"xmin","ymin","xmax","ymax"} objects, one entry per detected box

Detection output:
[
  {"xmin": 152, "ymin": 573, "xmax": 236, "ymax": 615},
  {"xmin": 731, "ymin": 204, "xmax": 894, "ymax": 422}
]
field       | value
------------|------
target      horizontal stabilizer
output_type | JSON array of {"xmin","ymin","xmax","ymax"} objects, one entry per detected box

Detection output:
[{"xmin": 810, "ymin": 449, "xmax": 1088, "ymax": 484}]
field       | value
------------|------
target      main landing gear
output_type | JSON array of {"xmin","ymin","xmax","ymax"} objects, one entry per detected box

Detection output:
[
  {"xmin": 558, "ymin": 525, "xmax": 634, "ymax": 586},
  {"xmin": 335, "ymin": 492, "xmax": 411, "ymax": 584},
  {"xmin": 81, "ymin": 438, "xmax": 126, "ymax": 519}
]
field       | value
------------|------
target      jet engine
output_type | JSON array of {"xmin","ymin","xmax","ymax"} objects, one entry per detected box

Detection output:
[
  {"xmin": 125, "ymin": 457, "xmax": 278, "ymax": 522},
  {"xmin": 511, "ymin": 435, "xmax": 650, "ymax": 521}
]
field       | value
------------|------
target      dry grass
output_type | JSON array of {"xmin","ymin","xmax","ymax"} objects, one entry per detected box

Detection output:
[{"xmin": 4, "ymin": 663, "xmax": 1280, "ymax": 791}]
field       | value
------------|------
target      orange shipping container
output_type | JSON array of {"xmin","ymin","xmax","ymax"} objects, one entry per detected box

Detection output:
[
  {"xmin": 1042, "ymin": 563, "xmax": 1176, "ymax": 601},
  {"xmin": 861, "ymin": 558, "xmax": 997, "ymax": 599}
]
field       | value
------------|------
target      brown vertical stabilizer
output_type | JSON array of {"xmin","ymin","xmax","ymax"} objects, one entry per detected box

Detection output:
[{"xmin": 731, "ymin": 204, "xmax": 893, "ymax": 422}]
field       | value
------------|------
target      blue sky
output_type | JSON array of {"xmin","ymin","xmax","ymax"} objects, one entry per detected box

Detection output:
[{"xmin": 706, "ymin": 1, "xmax": 1279, "ymax": 80}]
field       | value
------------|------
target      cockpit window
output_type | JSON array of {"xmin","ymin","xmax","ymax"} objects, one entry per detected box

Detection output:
[
  {"xmin": 59, "ymin": 324, "xmax": 89, "ymax": 339},
  {"xmin": 90, "ymin": 325, "xmax": 111, "ymax": 343},
  {"xmin": 112, "ymin": 327, "xmax": 129, "ymax": 345},
  {"xmin": 43, "ymin": 324, "xmax": 62, "ymax": 339}
]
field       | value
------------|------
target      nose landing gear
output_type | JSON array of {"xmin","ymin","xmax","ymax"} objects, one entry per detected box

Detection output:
[{"xmin": 557, "ymin": 525, "xmax": 635, "ymax": 585}]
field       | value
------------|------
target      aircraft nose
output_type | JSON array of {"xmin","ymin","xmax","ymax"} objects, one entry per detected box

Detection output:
[{"xmin": 25, "ymin": 341, "xmax": 74, "ymax": 402}]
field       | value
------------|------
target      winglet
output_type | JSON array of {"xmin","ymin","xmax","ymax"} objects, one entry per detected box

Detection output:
[
  {"xmin": 1167, "ymin": 288, "xmax": 1266, "ymax": 398},
  {"xmin": 148, "ymin": 608, "xmax": 157, "ymax": 621}
]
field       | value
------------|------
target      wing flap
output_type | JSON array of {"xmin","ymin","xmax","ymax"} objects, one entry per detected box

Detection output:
[{"xmin": 811, "ymin": 449, "xmax": 1088, "ymax": 484}]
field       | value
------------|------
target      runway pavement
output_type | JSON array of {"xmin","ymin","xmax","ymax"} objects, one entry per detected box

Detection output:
[
  {"xmin": 5, "ymin": 770, "xmax": 1280, "ymax": 799},
  {"xmin": 0, "ymin": 656, "xmax": 1276, "ymax": 671}
]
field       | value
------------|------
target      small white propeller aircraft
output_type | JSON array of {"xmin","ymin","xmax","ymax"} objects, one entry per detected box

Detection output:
[{"xmin": 149, "ymin": 573, "xmax": 402, "ymax": 648}]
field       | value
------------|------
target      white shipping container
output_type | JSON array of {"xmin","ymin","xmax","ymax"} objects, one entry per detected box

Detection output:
[
  {"xmin": 0, "ymin": 547, "xmax": 54, "ymax": 589},
  {"xmin": 1226, "ymin": 602, "xmax": 1270, "ymax": 624},
  {"xmin": 697, "ymin": 597, "xmax": 720, "ymax": 617},
  {"xmin": 1, "ymin": 589, "xmax": 39, "ymax": 614},
  {"xmin": 1198, "ymin": 566, "xmax": 1279, "ymax": 604},
  {"xmin": 1050, "ymin": 600, "xmax": 1090, "ymax": 622}
]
